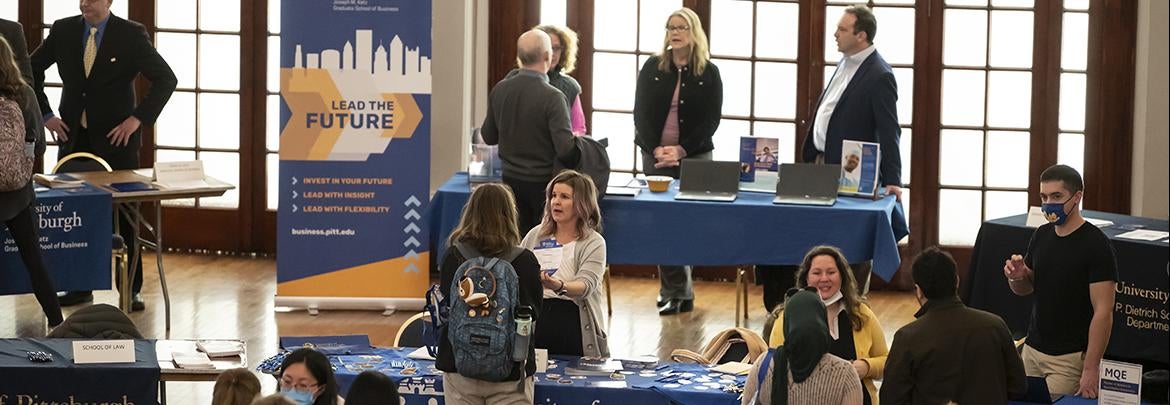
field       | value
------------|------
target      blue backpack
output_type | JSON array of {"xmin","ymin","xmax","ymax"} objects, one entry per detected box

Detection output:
[{"xmin": 446, "ymin": 242, "xmax": 524, "ymax": 382}]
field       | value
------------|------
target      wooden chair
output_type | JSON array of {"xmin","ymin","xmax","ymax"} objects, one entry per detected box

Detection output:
[{"xmin": 394, "ymin": 311, "xmax": 430, "ymax": 347}]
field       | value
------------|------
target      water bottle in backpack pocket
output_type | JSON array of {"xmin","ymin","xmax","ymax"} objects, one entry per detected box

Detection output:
[
  {"xmin": 446, "ymin": 243, "xmax": 524, "ymax": 382},
  {"xmin": 512, "ymin": 305, "xmax": 534, "ymax": 362}
]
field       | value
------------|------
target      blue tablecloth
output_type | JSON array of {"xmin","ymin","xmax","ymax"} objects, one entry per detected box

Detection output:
[
  {"xmin": 329, "ymin": 347, "xmax": 743, "ymax": 405},
  {"xmin": 0, "ymin": 338, "xmax": 160, "ymax": 404},
  {"xmin": 427, "ymin": 173, "xmax": 908, "ymax": 279},
  {"xmin": 1, "ymin": 186, "xmax": 112, "ymax": 295},
  {"xmin": 963, "ymin": 211, "xmax": 1169, "ymax": 366}
]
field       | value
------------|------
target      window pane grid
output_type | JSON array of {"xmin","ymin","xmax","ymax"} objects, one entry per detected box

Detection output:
[
  {"xmin": 710, "ymin": 1, "xmax": 800, "ymax": 169},
  {"xmin": 1057, "ymin": 7, "xmax": 1089, "ymax": 183},
  {"xmin": 151, "ymin": 0, "xmax": 243, "ymax": 209},
  {"xmin": 591, "ymin": 0, "xmax": 682, "ymax": 174},
  {"xmin": 939, "ymin": 2, "xmax": 1034, "ymax": 245}
]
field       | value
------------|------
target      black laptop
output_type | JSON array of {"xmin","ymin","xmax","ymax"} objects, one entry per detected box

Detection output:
[
  {"xmin": 773, "ymin": 163, "xmax": 840, "ymax": 206},
  {"xmin": 674, "ymin": 160, "xmax": 741, "ymax": 202}
]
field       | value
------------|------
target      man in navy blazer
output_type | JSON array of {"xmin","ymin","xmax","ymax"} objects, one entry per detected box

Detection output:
[
  {"xmin": 31, "ymin": 0, "xmax": 176, "ymax": 310},
  {"xmin": 803, "ymin": 5, "xmax": 902, "ymax": 197},
  {"xmin": 759, "ymin": 5, "xmax": 904, "ymax": 312}
]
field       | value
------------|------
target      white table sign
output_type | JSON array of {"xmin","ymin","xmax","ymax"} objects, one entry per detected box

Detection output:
[
  {"xmin": 73, "ymin": 340, "xmax": 136, "ymax": 364},
  {"xmin": 1100, "ymin": 359, "xmax": 1142, "ymax": 405}
]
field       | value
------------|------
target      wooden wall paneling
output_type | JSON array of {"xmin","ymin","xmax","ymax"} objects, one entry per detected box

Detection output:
[
  {"xmin": 1083, "ymin": 0, "xmax": 1136, "ymax": 213},
  {"xmin": 487, "ymin": 0, "xmax": 539, "ymax": 86}
]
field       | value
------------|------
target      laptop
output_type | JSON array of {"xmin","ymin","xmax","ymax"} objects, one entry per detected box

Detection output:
[
  {"xmin": 1020, "ymin": 376, "xmax": 1063, "ymax": 404},
  {"xmin": 772, "ymin": 163, "xmax": 841, "ymax": 206},
  {"xmin": 674, "ymin": 160, "xmax": 741, "ymax": 202}
]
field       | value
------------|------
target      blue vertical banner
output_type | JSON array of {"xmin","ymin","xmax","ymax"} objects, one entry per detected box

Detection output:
[{"xmin": 277, "ymin": 0, "xmax": 431, "ymax": 307}]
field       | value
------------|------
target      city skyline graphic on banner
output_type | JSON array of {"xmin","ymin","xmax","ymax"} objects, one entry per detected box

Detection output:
[
  {"xmin": 293, "ymin": 29, "xmax": 431, "ymax": 94},
  {"xmin": 280, "ymin": 27, "xmax": 429, "ymax": 162}
]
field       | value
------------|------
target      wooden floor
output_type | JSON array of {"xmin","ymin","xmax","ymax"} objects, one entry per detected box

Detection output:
[{"xmin": 0, "ymin": 253, "xmax": 919, "ymax": 403}]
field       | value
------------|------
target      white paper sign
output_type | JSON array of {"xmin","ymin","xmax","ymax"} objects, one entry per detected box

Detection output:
[
  {"xmin": 73, "ymin": 340, "xmax": 136, "ymax": 364},
  {"xmin": 1100, "ymin": 359, "xmax": 1142, "ymax": 405},
  {"xmin": 154, "ymin": 160, "xmax": 210, "ymax": 189},
  {"xmin": 536, "ymin": 349, "xmax": 549, "ymax": 373}
]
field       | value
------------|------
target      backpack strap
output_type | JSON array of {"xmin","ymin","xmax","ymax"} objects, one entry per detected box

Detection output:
[
  {"xmin": 756, "ymin": 349, "xmax": 774, "ymax": 389},
  {"xmin": 754, "ymin": 349, "xmax": 775, "ymax": 404},
  {"xmin": 501, "ymin": 246, "xmax": 525, "ymax": 262},
  {"xmin": 453, "ymin": 242, "xmax": 482, "ymax": 260},
  {"xmin": 454, "ymin": 243, "xmax": 526, "ymax": 263}
]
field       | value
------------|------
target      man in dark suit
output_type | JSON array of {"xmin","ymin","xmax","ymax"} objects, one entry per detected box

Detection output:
[
  {"xmin": 31, "ymin": 0, "xmax": 177, "ymax": 310},
  {"xmin": 758, "ymin": 5, "xmax": 903, "ymax": 312}
]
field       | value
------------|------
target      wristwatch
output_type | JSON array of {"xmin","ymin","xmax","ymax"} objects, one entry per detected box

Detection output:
[{"xmin": 555, "ymin": 280, "xmax": 568, "ymax": 296}]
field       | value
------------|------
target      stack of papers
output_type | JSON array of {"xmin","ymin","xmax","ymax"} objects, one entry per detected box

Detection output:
[
  {"xmin": 196, "ymin": 341, "xmax": 244, "ymax": 358},
  {"xmin": 172, "ymin": 352, "xmax": 215, "ymax": 369},
  {"xmin": 1115, "ymin": 229, "xmax": 1170, "ymax": 242},
  {"xmin": 33, "ymin": 173, "xmax": 85, "ymax": 189},
  {"xmin": 565, "ymin": 358, "xmax": 623, "ymax": 376}
]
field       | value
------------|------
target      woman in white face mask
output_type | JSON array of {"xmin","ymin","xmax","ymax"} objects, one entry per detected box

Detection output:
[{"xmin": 768, "ymin": 245, "xmax": 888, "ymax": 405}]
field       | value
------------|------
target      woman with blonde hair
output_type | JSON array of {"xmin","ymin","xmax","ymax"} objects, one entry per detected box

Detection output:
[
  {"xmin": 436, "ymin": 183, "xmax": 543, "ymax": 404},
  {"xmin": 769, "ymin": 246, "xmax": 889, "ymax": 404},
  {"xmin": 521, "ymin": 170, "xmax": 608, "ymax": 357},
  {"xmin": 212, "ymin": 368, "xmax": 261, "ymax": 405},
  {"xmin": 633, "ymin": 7, "xmax": 723, "ymax": 316}
]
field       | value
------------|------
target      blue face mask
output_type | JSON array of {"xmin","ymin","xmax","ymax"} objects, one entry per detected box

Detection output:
[
  {"xmin": 1041, "ymin": 194, "xmax": 1078, "ymax": 225},
  {"xmin": 283, "ymin": 389, "xmax": 315, "ymax": 405}
]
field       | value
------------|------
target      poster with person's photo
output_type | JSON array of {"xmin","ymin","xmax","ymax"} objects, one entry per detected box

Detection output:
[
  {"xmin": 838, "ymin": 140, "xmax": 880, "ymax": 197},
  {"xmin": 739, "ymin": 136, "xmax": 780, "ymax": 190}
]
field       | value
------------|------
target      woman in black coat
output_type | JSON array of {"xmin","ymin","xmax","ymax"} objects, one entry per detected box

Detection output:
[
  {"xmin": 0, "ymin": 36, "xmax": 62, "ymax": 327},
  {"xmin": 632, "ymin": 7, "xmax": 723, "ymax": 316}
]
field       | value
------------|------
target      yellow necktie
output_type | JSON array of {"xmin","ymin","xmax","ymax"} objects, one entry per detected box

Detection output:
[{"xmin": 82, "ymin": 27, "xmax": 97, "ymax": 127}]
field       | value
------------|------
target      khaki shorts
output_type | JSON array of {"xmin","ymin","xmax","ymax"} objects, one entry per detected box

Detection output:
[
  {"xmin": 443, "ymin": 372, "xmax": 534, "ymax": 405},
  {"xmin": 1022, "ymin": 344, "xmax": 1084, "ymax": 396}
]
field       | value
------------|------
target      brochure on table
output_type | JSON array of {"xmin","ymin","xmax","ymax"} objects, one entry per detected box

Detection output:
[
  {"xmin": 838, "ymin": 140, "xmax": 879, "ymax": 198},
  {"xmin": 739, "ymin": 136, "xmax": 780, "ymax": 193}
]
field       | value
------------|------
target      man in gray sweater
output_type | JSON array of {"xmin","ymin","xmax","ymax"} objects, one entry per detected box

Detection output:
[{"xmin": 481, "ymin": 29, "xmax": 579, "ymax": 233}]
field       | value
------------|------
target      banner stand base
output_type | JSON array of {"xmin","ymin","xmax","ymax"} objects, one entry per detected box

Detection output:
[{"xmin": 275, "ymin": 296, "xmax": 424, "ymax": 316}]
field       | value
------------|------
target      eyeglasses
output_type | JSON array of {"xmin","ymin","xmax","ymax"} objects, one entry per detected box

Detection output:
[
  {"xmin": 784, "ymin": 286, "xmax": 818, "ymax": 299},
  {"xmin": 551, "ymin": 45, "xmax": 564, "ymax": 52},
  {"xmin": 280, "ymin": 378, "xmax": 319, "ymax": 391},
  {"xmin": 665, "ymin": 25, "xmax": 690, "ymax": 32}
]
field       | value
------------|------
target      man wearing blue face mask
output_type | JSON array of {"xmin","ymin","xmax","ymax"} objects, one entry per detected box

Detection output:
[{"xmin": 1003, "ymin": 164, "xmax": 1117, "ymax": 399}]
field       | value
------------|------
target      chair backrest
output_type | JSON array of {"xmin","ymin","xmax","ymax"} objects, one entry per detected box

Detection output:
[
  {"xmin": 393, "ymin": 311, "xmax": 429, "ymax": 348},
  {"xmin": 53, "ymin": 152, "xmax": 113, "ymax": 174}
]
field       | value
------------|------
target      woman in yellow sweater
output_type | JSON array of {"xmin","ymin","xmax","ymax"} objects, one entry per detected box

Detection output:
[{"xmin": 769, "ymin": 245, "xmax": 888, "ymax": 404}]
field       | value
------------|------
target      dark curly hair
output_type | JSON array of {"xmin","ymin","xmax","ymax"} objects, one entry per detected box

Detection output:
[{"xmin": 794, "ymin": 245, "xmax": 866, "ymax": 331}]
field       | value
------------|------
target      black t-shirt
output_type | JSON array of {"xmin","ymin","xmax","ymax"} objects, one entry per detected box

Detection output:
[
  {"xmin": 1024, "ymin": 221, "xmax": 1118, "ymax": 355},
  {"xmin": 435, "ymin": 246, "xmax": 543, "ymax": 380}
]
